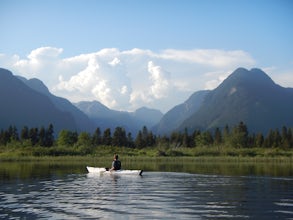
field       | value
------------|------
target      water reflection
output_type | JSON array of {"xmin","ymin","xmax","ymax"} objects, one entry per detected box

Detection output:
[
  {"xmin": 0, "ymin": 168, "xmax": 293, "ymax": 219},
  {"xmin": 1, "ymin": 158, "xmax": 292, "ymax": 183}
]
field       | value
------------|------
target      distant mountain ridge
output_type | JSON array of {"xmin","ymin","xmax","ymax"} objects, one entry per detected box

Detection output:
[
  {"xmin": 75, "ymin": 101, "xmax": 163, "ymax": 136},
  {"xmin": 19, "ymin": 76, "xmax": 164, "ymax": 135},
  {"xmin": 0, "ymin": 67, "xmax": 163, "ymax": 136},
  {"xmin": 1, "ymin": 67, "xmax": 292, "ymax": 137}
]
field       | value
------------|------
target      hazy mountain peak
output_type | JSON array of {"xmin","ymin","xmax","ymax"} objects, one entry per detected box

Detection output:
[
  {"xmin": 18, "ymin": 77, "xmax": 50, "ymax": 95},
  {"xmin": 0, "ymin": 68, "xmax": 13, "ymax": 78},
  {"xmin": 75, "ymin": 101, "xmax": 111, "ymax": 118},
  {"xmin": 135, "ymin": 106, "xmax": 162, "ymax": 115},
  {"xmin": 134, "ymin": 106, "xmax": 163, "ymax": 124},
  {"xmin": 225, "ymin": 67, "xmax": 275, "ymax": 86}
]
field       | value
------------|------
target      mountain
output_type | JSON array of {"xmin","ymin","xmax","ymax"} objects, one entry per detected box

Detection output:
[
  {"xmin": 2, "ymin": 67, "xmax": 292, "ymax": 137},
  {"xmin": 132, "ymin": 107, "xmax": 163, "ymax": 126},
  {"xmin": 0, "ymin": 68, "xmax": 77, "ymax": 134},
  {"xmin": 178, "ymin": 68, "xmax": 293, "ymax": 134},
  {"xmin": 154, "ymin": 90, "xmax": 209, "ymax": 135},
  {"xmin": 18, "ymin": 77, "xmax": 95, "ymax": 133},
  {"xmin": 75, "ymin": 101, "xmax": 163, "ymax": 135}
]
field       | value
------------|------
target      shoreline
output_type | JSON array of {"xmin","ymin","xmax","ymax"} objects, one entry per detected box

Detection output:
[
  {"xmin": 1, "ymin": 145, "xmax": 293, "ymax": 162},
  {"xmin": 1, "ymin": 155, "xmax": 292, "ymax": 163}
]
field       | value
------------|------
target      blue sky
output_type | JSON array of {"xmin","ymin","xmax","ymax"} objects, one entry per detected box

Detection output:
[{"xmin": 0, "ymin": 0, "xmax": 292, "ymax": 112}]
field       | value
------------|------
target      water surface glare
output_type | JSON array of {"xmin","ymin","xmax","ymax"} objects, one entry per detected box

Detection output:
[{"xmin": 1, "ymin": 171, "xmax": 293, "ymax": 219}]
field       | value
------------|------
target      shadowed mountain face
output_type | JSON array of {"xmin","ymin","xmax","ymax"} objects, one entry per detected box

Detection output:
[
  {"xmin": 154, "ymin": 90, "xmax": 209, "ymax": 135},
  {"xmin": 177, "ymin": 68, "xmax": 293, "ymax": 134},
  {"xmin": 0, "ymin": 68, "xmax": 78, "ymax": 134},
  {"xmin": 0, "ymin": 68, "xmax": 162, "ymax": 136},
  {"xmin": 18, "ymin": 77, "xmax": 95, "ymax": 133},
  {"xmin": 1, "ymin": 67, "xmax": 292, "ymax": 136}
]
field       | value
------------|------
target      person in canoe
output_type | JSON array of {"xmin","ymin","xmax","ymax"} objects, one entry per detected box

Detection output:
[{"xmin": 109, "ymin": 154, "xmax": 121, "ymax": 171}]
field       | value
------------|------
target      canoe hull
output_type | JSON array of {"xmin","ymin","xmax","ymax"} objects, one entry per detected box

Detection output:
[{"xmin": 86, "ymin": 166, "xmax": 143, "ymax": 176}]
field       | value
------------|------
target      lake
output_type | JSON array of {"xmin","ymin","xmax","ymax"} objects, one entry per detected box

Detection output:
[{"xmin": 0, "ymin": 159, "xmax": 293, "ymax": 219}]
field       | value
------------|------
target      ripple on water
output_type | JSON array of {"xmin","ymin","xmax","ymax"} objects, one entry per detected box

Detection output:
[{"xmin": 0, "ymin": 172, "xmax": 292, "ymax": 219}]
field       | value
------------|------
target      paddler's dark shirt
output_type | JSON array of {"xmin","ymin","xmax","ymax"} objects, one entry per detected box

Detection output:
[{"xmin": 112, "ymin": 160, "xmax": 121, "ymax": 170}]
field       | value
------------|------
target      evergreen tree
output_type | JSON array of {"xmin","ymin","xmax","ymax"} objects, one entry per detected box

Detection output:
[
  {"xmin": 39, "ymin": 126, "xmax": 46, "ymax": 146},
  {"xmin": 112, "ymin": 127, "xmax": 127, "ymax": 146},
  {"xmin": 272, "ymin": 129, "xmax": 281, "ymax": 148},
  {"xmin": 127, "ymin": 132, "xmax": 134, "ymax": 148},
  {"xmin": 193, "ymin": 130, "xmax": 201, "ymax": 147},
  {"xmin": 230, "ymin": 121, "xmax": 248, "ymax": 148},
  {"xmin": 45, "ymin": 124, "xmax": 54, "ymax": 147},
  {"xmin": 182, "ymin": 128, "xmax": 190, "ymax": 147},
  {"xmin": 57, "ymin": 130, "xmax": 78, "ymax": 146},
  {"xmin": 77, "ymin": 132, "xmax": 92, "ymax": 146},
  {"xmin": 8, "ymin": 125, "xmax": 19, "ymax": 141},
  {"xmin": 288, "ymin": 128, "xmax": 293, "ymax": 148},
  {"xmin": 92, "ymin": 127, "xmax": 102, "ymax": 146},
  {"xmin": 102, "ymin": 128, "xmax": 112, "ymax": 146},
  {"xmin": 255, "ymin": 133, "xmax": 264, "ymax": 148},
  {"xmin": 148, "ymin": 131, "xmax": 156, "ymax": 147},
  {"xmin": 264, "ymin": 129, "xmax": 274, "ymax": 148},
  {"xmin": 135, "ymin": 131, "xmax": 145, "ymax": 148},
  {"xmin": 29, "ymin": 127, "xmax": 39, "ymax": 146},
  {"xmin": 281, "ymin": 126, "xmax": 291, "ymax": 148},
  {"xmin": 223, "ymin": 125, "xmax": 230, "ymax": 146},
  {"xmin": 142, "ymin": 126, "xmax": 148, "ymax": 141},
  {"xmin": 21, "ymin": 126, "xmax": 29, "ymax": 141},
  {"xmin": 214, "ymin": 127, "xmax": 222, "ymax": 145},
  {"xmin": 170, "ymin": 131, "xmax": 181, "ymax": 147},
  {"xmin": 157, "ymin": 135, "xmax": 170, "ymax": 149},
  {"xmin": 196, "ymin": 130, "xmax": 213, "ymax": 147},
  {"xmin": 0, "ymin": 129, "xmax": 10, "ymax": 145}
]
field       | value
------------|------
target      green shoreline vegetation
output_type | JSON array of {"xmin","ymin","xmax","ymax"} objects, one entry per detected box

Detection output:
[
  {"xmin": 0, "ymin": 122, "xmax": 292, "ymax": 162},
  {"xmin": 1, "ymin": 145, "xmax": 292, "ymax": 162},
  {"xmin": 1, "ymin": 153, "xmax": 292, "ymax": 178}
]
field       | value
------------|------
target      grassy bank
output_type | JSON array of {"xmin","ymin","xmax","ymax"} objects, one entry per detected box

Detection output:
[
  {"xmin": 1, "ymin": 155, "xmax": 292, "ymax": 177},
  {"xmin": 1, "ymin": 144, "xmax": 293, "ymax": 162}
]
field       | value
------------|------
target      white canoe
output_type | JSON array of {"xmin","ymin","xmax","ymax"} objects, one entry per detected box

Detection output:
[{"xmin": 86, "ymin": 166, "xmax": 143, "ymax": 176}]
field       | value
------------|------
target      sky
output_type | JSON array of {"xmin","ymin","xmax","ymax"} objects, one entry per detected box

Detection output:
[{"xmin": 0, "ymin": 0, "xmax": 292, "ymax": 113}]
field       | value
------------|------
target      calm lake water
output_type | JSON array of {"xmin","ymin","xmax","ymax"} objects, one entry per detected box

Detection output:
[{"xmin": 0, "ymin": 160, "xmax": 293, "ymax": 219}]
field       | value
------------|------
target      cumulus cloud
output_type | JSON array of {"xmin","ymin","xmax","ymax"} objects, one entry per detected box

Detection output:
[
  {"xmin": 55, "ymin": 55, "xmax": 132, "ymax": 109},
  {"xmin": 0, "ymin": 46, "xmax": 260, "ymax": 112},
  {"xmin": 14, "ymin": 47, "xmax": 63, "ymax": 76},
  {"xmin": 6, "ymin": 47, "xmax": 64, "ymax": 86},
  {"xmin": 148, "ymin": 61, "xmax": 171, "ymax": 99}
]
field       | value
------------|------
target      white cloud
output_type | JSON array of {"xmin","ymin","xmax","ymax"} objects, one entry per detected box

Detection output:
[
  {"xmin": 109, "ymin": 57, "xmax": 121, "ymax": 66},
  {"xmin": 0, "ymin": 46, "xmax": 265, "ymax": 112},
  {"xmin": 158, "ymin": 49, "xmax": 255, "ymax": 67},
  {"xmin": 263, "ymin": 65, "xmax": 293, "ymax": 88},
  {"xmin": 7, "ymin": 47, "xmax": 64, "ymax": 86},
  {"xmin": 54, "ymin": 55, "xmax": 132, "ymax": 109},
  {"xmin": 148, "ymin": 61, "xmax": 171, "ymax": 99}
]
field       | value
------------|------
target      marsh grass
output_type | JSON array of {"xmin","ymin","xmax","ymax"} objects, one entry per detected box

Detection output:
[
  {"xmin": 1, "ymin": 155, "xmax": 292, "ymax": 178},
  {"xmin": 1, "ymin": 143, "xmax": 292, "ymax": 177},
  {"xmin": 1, "ymin": 145, "xmax": 292, "ymax": 163}
]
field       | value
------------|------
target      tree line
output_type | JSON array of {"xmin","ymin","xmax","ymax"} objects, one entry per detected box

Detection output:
[{"xmin": 0, "ymin": 122, "xmax": 292, "ymax": 149}]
